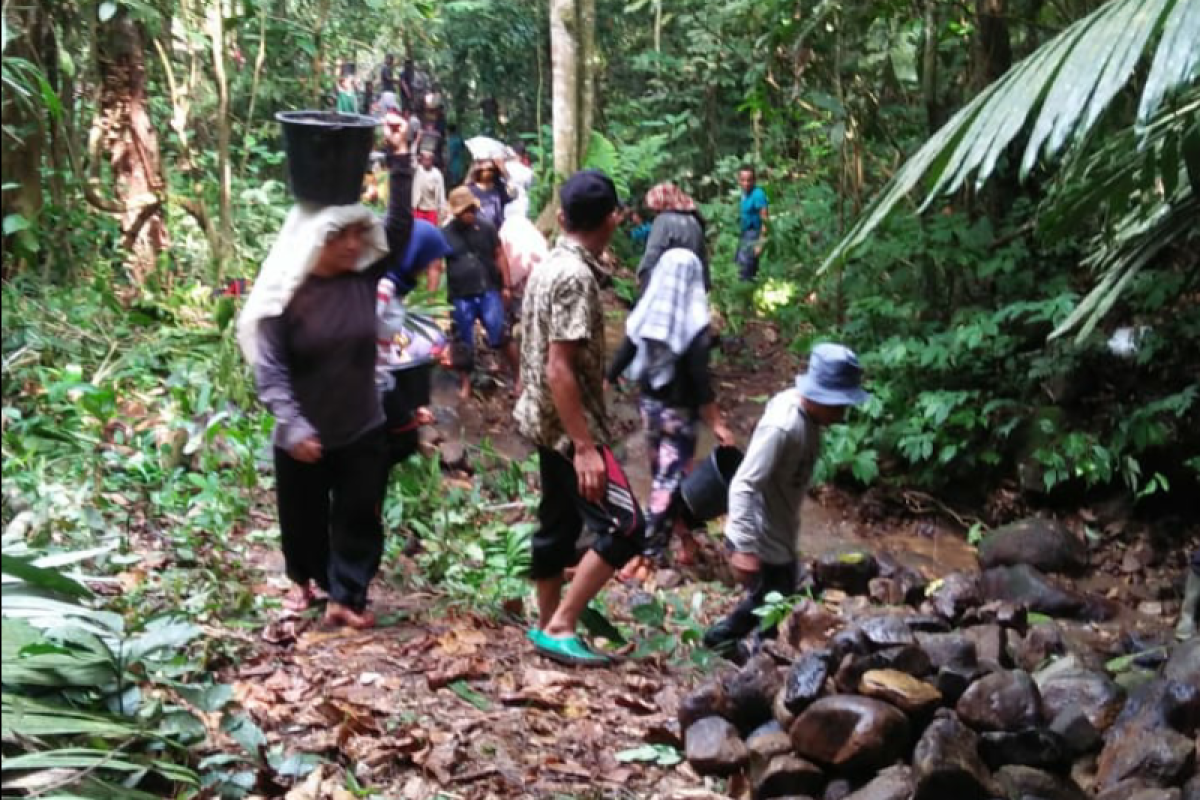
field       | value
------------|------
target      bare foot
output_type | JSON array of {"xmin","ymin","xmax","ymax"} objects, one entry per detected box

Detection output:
[
  {"xmin": 283, "ymin": 582, "xmax": 315, "ymax": 612},
  {"xmin": 674, "ymin": 532, "xmax": 699, "ymax": 567},
  {"xmin": 458, "ymin": 376, "xmax": 472, "ymax": 401},
  {"xmin": 324, "ymin": 602, "xmax": 376, "ymax": 629}
]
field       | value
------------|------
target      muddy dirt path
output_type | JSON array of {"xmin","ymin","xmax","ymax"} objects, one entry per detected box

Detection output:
[{"xmin": 224, "ymin": 288, "xmax": 1188, "ymax": 799}]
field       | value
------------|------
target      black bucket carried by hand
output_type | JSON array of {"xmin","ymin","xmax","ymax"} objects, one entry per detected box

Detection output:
[
  {"xmin": 276, "ymin": 111, "xmax": 378, "ymax": 205},
  {"xmin": 680, "ymin": 445, "xmax": 745, "ymax": 523}
]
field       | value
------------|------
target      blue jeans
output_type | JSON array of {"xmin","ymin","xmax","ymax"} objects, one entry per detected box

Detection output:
[
  {"xmin": 451, "ymin": 290, "xmax": 507, "ymax": 370},
  {"xmin": 736, "ymin": 230, "xmax": 761, "ymax": 281}
]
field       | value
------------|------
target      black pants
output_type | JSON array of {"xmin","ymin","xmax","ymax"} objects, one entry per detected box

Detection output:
[
  {"xmin": 274, "ymin": 427, "xmax": 387, "ymax": 610},
  {"xmin": 703, "ymin": 559, "xmax": 797, "ymax": 653},
  {"xmin": 531, "ymin": 445, "xmax": 646, "ymax": 579}
]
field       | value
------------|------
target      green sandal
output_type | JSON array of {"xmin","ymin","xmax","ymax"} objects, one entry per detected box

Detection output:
[{"xmin": 529, "ymin": 629, "xmax": 611, "ymax": 667}]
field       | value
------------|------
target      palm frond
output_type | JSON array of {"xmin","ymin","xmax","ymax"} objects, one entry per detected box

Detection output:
[{"xmin": 821, "ymin": 0, "xmax": 1199, "ymax": 273}]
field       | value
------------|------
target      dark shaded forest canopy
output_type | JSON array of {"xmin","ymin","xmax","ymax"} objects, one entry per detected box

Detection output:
[{"xmin": 1, "ymin": 0, "xmax": 1197, "ymax": 797}]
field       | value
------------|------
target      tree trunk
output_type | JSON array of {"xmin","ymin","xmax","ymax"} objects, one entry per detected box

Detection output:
[
  {"xmin": 920, "ymin": 0, "xmax": 943, "ymax": 134},
  {"xmin": 208, "ymin": 1, "xmax": 233, "ymax": 278},
  {"xmin": 972, "ymin": 0, "xmax": 1016, "ymax": 219},
  {"xmin": 549, "ymin": 0, "xmax": 594, "ymax": 180},
  {"xmin": 0, "ymin": 3, "xmax": 47, "ymax": 274},
  {"xmin": 96, "ymin": 12, "xmax": 169, "ymax": 285}
]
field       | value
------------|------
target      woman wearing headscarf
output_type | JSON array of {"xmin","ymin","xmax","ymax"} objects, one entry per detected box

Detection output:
[
  {"xmin": 237, "ymin": 122, "xmax": 413, "ymax": 629},
  {"xmin": 607, "ymin": 248, "xmax": 733, "ymax": 571},
  {"xmin": 637, "ymin": 183, "xmax": 709, "ymax": 294}
]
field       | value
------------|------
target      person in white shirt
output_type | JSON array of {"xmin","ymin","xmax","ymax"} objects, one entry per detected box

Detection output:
[{"xmin": 503, "ymin": 143, "xmax": 535, "ymax": 221}]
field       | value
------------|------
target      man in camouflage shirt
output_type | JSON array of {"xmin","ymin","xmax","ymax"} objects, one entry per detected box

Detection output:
[{"xmin": 515, "ymin": 170, "xmax": 646, "ymax": 666}]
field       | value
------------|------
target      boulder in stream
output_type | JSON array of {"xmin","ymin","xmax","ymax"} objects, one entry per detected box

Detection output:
[
  {"xmin": 752, "ymin": 753, "xmax": 825, "ymax": 799},
  {"xmin": 927, "ymin": 571, "xmax": 982, "ymax": 620},
  {"xmin": 1035, "ymin": 661, "xmax": 1126, "ymax": 732},
  {"xmin": 978, "ymin": 517, "xmax": 1088, "ymax": 574},
  {"xmin": 956, "ymin": 669, "xmax": 1043, "ymax": 732},
  {"xmin": 842, "ymin": 764, "xmax": 913, "ymax": 800},
  {"xmin": 981, "ymin": 563, "xmax": 1091, "ymax": 618},
  {"xmin": 726, "ymin": 654, "xmax": 785, "ymax": 734},
  {"xmin": 911, "ymin": 709, "xmax": 996, "ymax": 800},
  {"xmin": 685, "ymin": 715, "xmax": 749, "ymax": 776},
  {"xmin": 790, "ymin": 695, "xmax": 911, "ymax": 774},
  {"xmin": 782, "ymin": 650, "xmax": 832, "ymax": 715},
  {"xmin": 858, "ymin": 669, "xmax": 942, "ymax": 715},
  {"xmin": 814, "ymin": 550, "xmax": 879, "ymax": 595},
  {"xmin": 994, "ymin": 765, "xmax": 1089, "ymax": 800}
]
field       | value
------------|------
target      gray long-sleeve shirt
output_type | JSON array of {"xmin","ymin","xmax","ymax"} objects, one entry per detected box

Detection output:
[
  {"xmin": 637, "ymin": 211, "xmax": 709, "ymax": 290},
  {"xmin": 725, "ymin": 389, "xmax": 821, "ymax": 565}
]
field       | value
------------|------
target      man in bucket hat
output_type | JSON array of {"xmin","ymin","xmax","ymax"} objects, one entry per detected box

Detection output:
[{"xmin": 703, "ymin": 343, "xmax": 870, "ymax": 658}]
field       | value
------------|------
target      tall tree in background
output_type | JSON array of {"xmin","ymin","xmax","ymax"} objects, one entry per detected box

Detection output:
[
  {"xmin": 96, "ymin": 9, "xmax": 168, "ymax": 282},
  {"xmin": 549, "ymin": 0, "xmax": 594, "ymax": 180}
]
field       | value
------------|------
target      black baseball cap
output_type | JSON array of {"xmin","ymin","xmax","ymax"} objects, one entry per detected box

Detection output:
[{"xmin": 560, "ymin": 169, "xmax": 619, "ymax": 231}]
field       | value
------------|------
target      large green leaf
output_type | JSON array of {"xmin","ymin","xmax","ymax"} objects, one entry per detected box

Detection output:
[
  {"xmin": 822, "ymin": 0, "xmax": 1197, "ymax": 273},
  {"xmin": 0, "ymin": 748, "xmax": 198, "ymax": 785},
  {"xmin": 0, "ymin": 694, "xmax": 139, "ymax": 740},
  {"xmin": 1138, "ymin": 0, "xmax": 1200, "ymax": 129},
  {"xmin": 1, "ymin": 555, "xmax": 93, "ymax": 599}
]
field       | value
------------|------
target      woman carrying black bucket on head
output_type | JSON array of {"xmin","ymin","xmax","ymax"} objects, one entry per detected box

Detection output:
[
  {"xmin": 606, "ymin": 248, "xmax": 734, "ymax": 578},
  {"xmin": 238, "ymin": 114, "xmax": 415, "ymax": 630},
  {"xmin": 702, "ymin": 344, "xmax": 871, "ymax": 660}
]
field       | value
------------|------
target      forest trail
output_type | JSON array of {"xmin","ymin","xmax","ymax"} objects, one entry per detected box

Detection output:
[{"xmin": 211, "ymin": 287, "xmax": 1182, "ymax": 799}]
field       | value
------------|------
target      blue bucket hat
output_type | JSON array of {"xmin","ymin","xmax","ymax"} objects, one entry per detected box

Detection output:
[{"xmin": 796, "ymin": 343, "xmax": 870, "ymax": 406}]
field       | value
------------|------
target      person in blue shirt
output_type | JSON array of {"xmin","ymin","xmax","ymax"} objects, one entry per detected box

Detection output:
[{"xmin": 736, "ymin": 165, "xmax": 769, "ymax": 282}]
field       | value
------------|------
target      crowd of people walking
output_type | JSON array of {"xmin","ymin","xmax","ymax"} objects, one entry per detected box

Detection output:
[{"xmin": 236, "ymin": 55, "xmax": 897, "ymax": 666}]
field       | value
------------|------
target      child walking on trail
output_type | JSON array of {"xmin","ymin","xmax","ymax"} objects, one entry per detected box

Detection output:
[{"xmin": 703, "ymin": 343, "xmax": 870, "ymax": 657}]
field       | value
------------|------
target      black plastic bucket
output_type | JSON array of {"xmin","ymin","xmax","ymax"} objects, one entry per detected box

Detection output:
[
  {"xmin": 680, "ymin": 445, "xmax": 745, "ymax": 522},
  {"xmin": 276, "ymin": 110, "xmax": 378, "ymax": 205}
]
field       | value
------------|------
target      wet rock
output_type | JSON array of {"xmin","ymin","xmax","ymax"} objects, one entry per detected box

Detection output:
[
  {"xmin": 783, "ymin": 650, "xmax": 832, "ymax": 715},
  {"xmin": 747, "ymin": 730, "xmax": 794, "ymax": 762},
  {"xmin": 1013, "ymin": 621, "xmax": 1066, "ymax": 672},
  {"xmin": 727, "ymin": 654, "xmax": 785, "ymax": 734},
  {"xmin": 994, "ymin": 765, "xmax": 1088, "ymax": 800},
  {"xmin": 898, "ymin": 613, "xmax": 949, "ymax": 633},
  {"xmin": 911, "ymin": 709, "xmax": 995, "ymax": 800},
  {"xmin": 869, "ymin": 578, "xmax": 905, "ymax": 607},
  {"xmin": 859, "ymin": 669, "xmax": 942, "ymax": 715},
  {"xmin": 828, "ymin": 627, "xmax": 871, "ymax": 665},
  {"xmin": 1035, "ymin": 664, "xmax": 1126, "ymax": 732},
  {"xmin": 752, "ymin": 754, "xmax": 825, "ymax": 799},
  {"xmin": 679, "ymin": 680, "xmax": 732, "ymax": 729},
  {"xmin": 978, "ymin": 727, "xmax": 1069, "ymax": 771},
  {"xmin": 814, "ymin": 551, "xmax": 879, "ymax": 595},
  {"xmin": 928, "ymin": 571, "xmax": 982, "ymax": 620},
  {"xmin": 842, "ymin": 764, "xmax": 913, "ymax": 800},
  {"xmin": 961, "ymin": 623, "xmax": 1010, "ymax": 669},
  {"xmin": 1049, "ymin": 706, "xmax": 1102, "ymax": 756},
  {"xmin": 1165, "ymin": 637, "xmax": 1200, "ymax": 687},
  {"xmin": 914, "ymin": 631, "xmax": 978, "ymax": 671},
  {"xmin": 834, "ymin": 645, "xmax": 932, "ymax": 692},
  {"xmin": 822, "ymin": 778, "xmax": 852, "ymax": 800},
  {"xmin": 779, "ymin": 600, "xmax": 842, "ymax": 653},
  {"xmin": 1095, "ymin": 726, "xmax": 1195, "ymax": 790},
  {"xmin": 774, "ymin": 686, "xmax": 797, "ymax": 730},
  {"xmin": 685, "ymin": 716, "xmax": 750, "ymax": 776},
  {"xmin": 934, "ymin": 663, "xmax": 981, "ymax": 705},
  {"xmin": 978, "ymin": 517, "xmax": 1088, "ymax": 574},
  {"xmin": 856, "ymin": 616, "xmax": 915, "ymax": 649},
  {"xmin": 1097, "ymin": 782, "xmax": 1184, "ymax": 800},
  {"xmin": 956, "ymin": 670, "xmax": 1043, "ymax": 732},
  {"xmin": 981, "ymin": 564, "xmax": 1101, "ymax": 619},
  {"xmin": 968, "ymin": 600, "xmax": 1029, "ymax": 634},
  {"xmin": 790, "ymin": 695, "xmax": 911, "ymax": 773}
]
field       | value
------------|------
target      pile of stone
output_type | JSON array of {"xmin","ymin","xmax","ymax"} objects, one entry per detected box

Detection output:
[{"xmin": 680, "ymin": 519, "xmax": 1199, "ymax": 800}]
